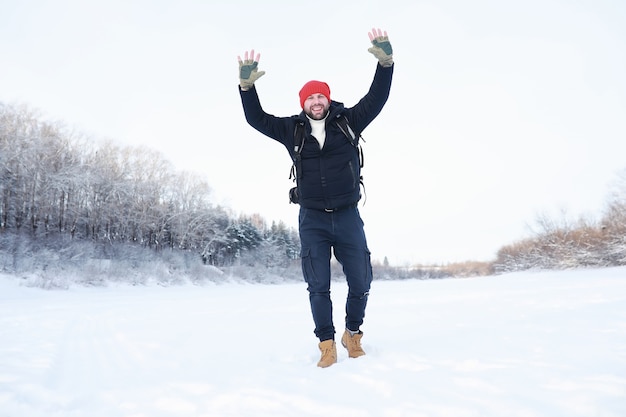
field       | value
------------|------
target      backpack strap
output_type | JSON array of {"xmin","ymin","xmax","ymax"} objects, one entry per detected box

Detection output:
[
  {"xmin": 334, "ymin": 114, "xmax": 358, "ymax": 146},
  {"xmin": 334, "ymin": 114, "xmax": 364, "ymax": 168},
  {"xmin": 289, "ymin": 121, "xmax": 306, "ymax": 181},
  {"xmin": 335, "ymin": 114, "xmax": 367, "ymax": 202}
]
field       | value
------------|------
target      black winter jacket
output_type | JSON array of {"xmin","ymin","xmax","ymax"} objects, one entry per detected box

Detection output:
[{"xmin": 239, "ymin": 63, "xmax": 393, "ymax": 211}]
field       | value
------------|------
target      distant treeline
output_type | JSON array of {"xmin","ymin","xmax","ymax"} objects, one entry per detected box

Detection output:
[
  {"xmin": 2, "ymin": 102, "xmax": 625, "ymax": 285},
  {"xmin": 0, "ymin": 102, "xmax": 300, "ymax": 269}
]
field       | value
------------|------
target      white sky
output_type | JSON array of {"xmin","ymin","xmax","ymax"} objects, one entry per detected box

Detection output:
[{"xmin": 1, "ymin": 0, "xmax": 625, "ymax": 265}]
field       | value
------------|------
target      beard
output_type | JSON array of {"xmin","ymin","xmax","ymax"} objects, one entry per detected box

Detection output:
[{"xmin": 306, "ymin": 106, "xmax": 329, "ymax": 120}]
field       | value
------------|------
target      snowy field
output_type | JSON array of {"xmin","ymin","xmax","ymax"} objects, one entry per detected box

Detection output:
[{"xmin": 1, "ymin": 267, "xmax": 625, "ymax": 417}]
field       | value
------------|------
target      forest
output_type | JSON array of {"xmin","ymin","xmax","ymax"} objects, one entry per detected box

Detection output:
[{"xmin": 1, "ymin": 102, "xmax": 625, "ymax": 286}]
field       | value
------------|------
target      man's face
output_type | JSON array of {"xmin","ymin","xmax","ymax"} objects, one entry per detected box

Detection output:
[{"xmin": 303, "ymin": 93, "xmax": 330, "ymax": 120}]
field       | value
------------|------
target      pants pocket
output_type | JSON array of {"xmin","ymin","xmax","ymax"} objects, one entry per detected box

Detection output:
[
  {"xmin": 301, "ymin": 247, "xmax": 317, "ymax": 286},
  {"xmin": 364, "ymin": 248, "xmax": 373, "ymax": 288}
]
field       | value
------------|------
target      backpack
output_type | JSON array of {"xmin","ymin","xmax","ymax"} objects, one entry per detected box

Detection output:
[{"xmin": 288, "ymin": 114, "xmax": 365, "ymax": 204}]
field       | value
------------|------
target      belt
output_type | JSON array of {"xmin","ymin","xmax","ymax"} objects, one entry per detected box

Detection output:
[{"xmin": 323, "ymin": 203, "xmax": 357, "ymax": 213}]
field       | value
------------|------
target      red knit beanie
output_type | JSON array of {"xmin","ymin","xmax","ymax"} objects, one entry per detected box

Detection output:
[{"xmin": 299, "ymin": 80, "xmax": 331, "ymax": 109}]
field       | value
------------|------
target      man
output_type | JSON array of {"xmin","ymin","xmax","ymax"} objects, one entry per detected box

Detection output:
[{"xmin": 238, "ymin": 28, "xmax": 394, "ymax": 367}]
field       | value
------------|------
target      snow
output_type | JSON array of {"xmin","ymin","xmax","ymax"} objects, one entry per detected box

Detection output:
[{"xmin": 1, "ymin": 267, "xmax": 625, "ymax": 417}]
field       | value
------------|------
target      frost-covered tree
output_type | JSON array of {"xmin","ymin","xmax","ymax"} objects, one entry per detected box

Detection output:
[{"xmin": 1, "ymin": 103, "xmax": 304, "ymax": 276}]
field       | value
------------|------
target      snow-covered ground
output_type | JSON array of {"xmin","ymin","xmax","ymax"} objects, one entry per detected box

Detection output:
[{"xmin": 1, "ymin": 267, "xmax": 625, "ymax": 417}]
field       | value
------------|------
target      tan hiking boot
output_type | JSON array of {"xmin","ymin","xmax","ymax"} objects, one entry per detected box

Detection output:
[
  {"xmin": 341, "ymin": 330, "xmax": 366, "ymax": 358},
  {"xmin": 317, "ymin": 340, "xmax": 337, "ymax": 368}
]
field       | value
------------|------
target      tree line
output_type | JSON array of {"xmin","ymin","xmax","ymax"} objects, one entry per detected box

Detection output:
[
  {"xmin": 440, "ymin": 170, "xmax": 626, "ymax": 275},
  {"xmin": 0, "ymin": 103, "xmax": 299, "ymax": 270},
  {"xmin": 2, "ymin": 101, "xmax": 624, "ymax": 285},
  {"xmin": 493, "ymin": 190, "xmax": 626, "ymax": 273}
]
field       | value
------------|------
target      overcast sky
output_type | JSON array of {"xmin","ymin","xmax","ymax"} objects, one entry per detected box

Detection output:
[{"xmin": 1, "ymin": 0, "xmax": 625, "ymax": 265}]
